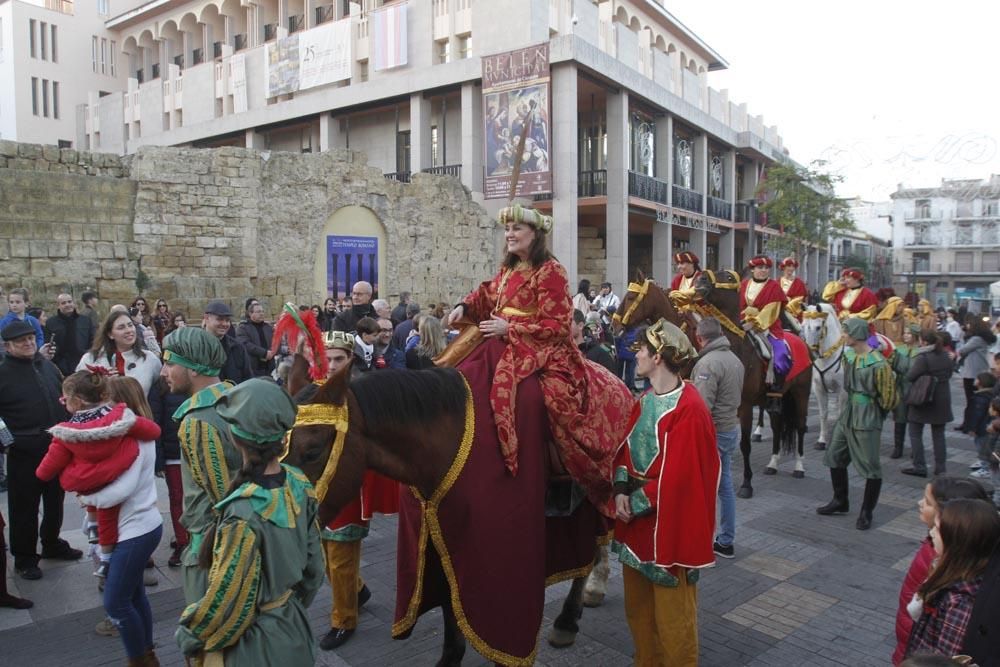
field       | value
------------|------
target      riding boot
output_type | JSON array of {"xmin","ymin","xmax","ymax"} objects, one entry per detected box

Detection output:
[
  {"xmin": 891, "ymin": 422, "xmax": 905, "ymax": 459},
  {"xmin": 816, "ymin": 467, "xmax": 850, "ymax": 515},
  {"xmin": 856, "ymin": 478, "xmax": 882, "ymax": 531}
]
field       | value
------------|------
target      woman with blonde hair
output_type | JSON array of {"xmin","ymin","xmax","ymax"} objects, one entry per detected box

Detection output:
[{"xmin": 406, "ymin": 317, "xmax": 446, "ymax": 370}]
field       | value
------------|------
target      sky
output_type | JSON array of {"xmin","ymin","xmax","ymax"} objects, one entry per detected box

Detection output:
[{"xmin": 668, "ymin": 0, "xmax": 1000, "ymax": 204}]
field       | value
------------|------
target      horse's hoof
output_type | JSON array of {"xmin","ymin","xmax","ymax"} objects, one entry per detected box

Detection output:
[
  {"xmin": 792, "ymin": 470, "xmax": 805, "ymax": 479},
  {"xmin": 547, "ymin": 626, "xmax": 578, "ymax": 649},
  {"xmin": 814, "ymin": 442, "xmax": 827, "ymax": 451},
  {"xmin": 751, "ymin": 434, "xmax": 762, "ymax": 442},
  {"xmin": 736, "ymin": 486, "xmax": 753, "ymax": 499},
  {"xmin": 763, "ymin": 467, "xmax": 777, "ymax": 475},
  {"xmin": 581, "ymin": 591, "xmax": 605, "ymax": 608}
]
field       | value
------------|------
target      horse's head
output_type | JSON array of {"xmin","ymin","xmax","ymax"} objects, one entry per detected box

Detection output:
[
  {"xmin": 284, "ymin": 366, "xmax": 367, "ymax": 526},
  {"xmin": 694, "ymin": 269, "xmax": 741, "ymax": 312},
  {"xmin": 613, "ymin": 271, "xmax": 656, "ymax": 334},
  {"xmin": 800, "ymin": 304, "xmax": 827, "ymax": 351}
]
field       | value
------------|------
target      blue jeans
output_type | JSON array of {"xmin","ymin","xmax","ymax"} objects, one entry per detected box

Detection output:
[
  {"xmin": 104, "ymin": 524, "xmax": 162, "ymax": 659},
  {"xmin": 716, "ymin": 428, "xmax": 740, "ymax": 547}
]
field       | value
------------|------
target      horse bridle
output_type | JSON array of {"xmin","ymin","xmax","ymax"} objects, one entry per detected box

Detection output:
[
  {"xmin": 802, "ymin": 307, "xmax": 844, "ymax": 393},
  {"xmin": 612, "ymin": 280, "xmax": 651, "ymax": 329},
  {"xmin": 691, "ymin": 270, "xmax": 745, "ymax": 339},
  {"xmin": 285, "ymin": 401, "xmax": 349, "ymax": 503}
]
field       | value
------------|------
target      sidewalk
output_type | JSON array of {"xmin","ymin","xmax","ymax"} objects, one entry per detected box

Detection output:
[{"xmin": 1, "ymin": 377, "xmax": 991, "ymax": 665}]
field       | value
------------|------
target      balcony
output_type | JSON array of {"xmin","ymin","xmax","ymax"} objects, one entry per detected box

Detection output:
[
  {"xmin": 192, "ymin": 48, "xmax": 204, "ymax": 66},
  {"xmin": 707, "ymin": 196, "xmax": 732, "ymax": 220},
  {"xmin": 173, "ymin": 55, "xmax": 184, "ymax": 69},
  {"xmin": 422, "ymin": 164, "xmax": 462, "ymax": 178},
  {"xmin": 44, "ymin": 0, "xmax": 73, "ymax": 14},
  {"xmin": 672, "ymin": 185, "xmax": 703, "ymax": 214},
  {"xmin": 384, "ymin": 171, "xmax": 411, "ymax": 183},
  {"xmin": 628, "ymin": 171, "xmax": 668, "ymax": 205},
  {"xmin": 316, "ymin": 5, "xmax": 335, "ymax": 24},
  {"xmin": 264, "ymin": 23, "xmax": 278, "ymax": 42},
  {"xmin": 288, "ymin": 14, "xmax": 305, "ymax": 34},
  {"xmin": 135, "ymin": 69, "xmax": 144, "ymax": 84},
  {"xmin": 904, "ymin": 214, "xmax": 941, "ymax": 223},
  {"xmin": 579, "ymin": 169, "xmax": 607, "ymax": 197},
  {"xmin": 233, "ymin": 34, "xmax": 247, "ymax": 52},
  {"xmin": 735, "ymin": 200, "xmax": 758, "ymax": 224}
]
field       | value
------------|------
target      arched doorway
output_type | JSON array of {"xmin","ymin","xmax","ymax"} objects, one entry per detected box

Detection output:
[{"xmin": 313, "ymin": 205, "xmax": 388, "ymax": 301}]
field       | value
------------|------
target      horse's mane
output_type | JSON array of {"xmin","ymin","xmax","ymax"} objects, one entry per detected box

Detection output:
[{"xmin": 350, "ymin": 368, "xmax": 467, "ymax": 435}]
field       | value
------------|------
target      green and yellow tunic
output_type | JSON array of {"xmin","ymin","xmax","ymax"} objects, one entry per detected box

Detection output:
[
  {"xmin": 891, "ymin": 343, "xmax": 918, "ymax": 423},
  {"xmin": 176, "ymin": 465, "xmax": 325, "ymax": 667}
]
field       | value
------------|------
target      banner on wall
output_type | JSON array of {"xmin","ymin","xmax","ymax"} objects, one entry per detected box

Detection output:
[
  {"xmin": 372, "ymin": 2, "xmax": 408, "ymax": 71},
  {"xmin": 327, "ymin": 235, "xmax": 379, "ymax": 299},
  {"xmin": 231, "ymin": 53, "xmax": 248, "ymax": 113},
  {"xmin": 482, "ymin": 43, "xmax": 551, "ymax": 199},
  {"xmin": 265, "ymin": 17, "xmax": 352, "ymax": 98}
]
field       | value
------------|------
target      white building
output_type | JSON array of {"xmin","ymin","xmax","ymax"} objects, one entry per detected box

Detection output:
[
  {"xmin": 890, "ymin": 175, "xmax": 1000, "ymax": 309},
  {"xmin": 59, "ymin": 0, "xmax": 828, "ymax": 288},
  {"xmin": 0, "ymin": 0, "xmax": 144, "ymax": 145}
]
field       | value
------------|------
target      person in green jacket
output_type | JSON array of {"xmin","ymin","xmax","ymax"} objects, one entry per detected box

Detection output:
[
  {"xmin": 890, "ymin": 324, "xmax": 921, "ymax": 459},
  {"xmin": 817, "ymin": 317, "xmax": 898, "ymax": 531},
  {"xmin": 177, "ymin": 378, "xmax": 324, "ymax": 666},
  {"xmin": 160, "ymin": 327, "xmax": 240, "ymax": 604}
]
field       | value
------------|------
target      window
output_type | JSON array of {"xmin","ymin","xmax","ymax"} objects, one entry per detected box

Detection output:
[
  {"xmin": 97, "ymin": 0, "xmax": 109, "ymax": 15},
  {"xmin": 50, "ymin": 25, "xmax": 57, "ymax": 62},
  {"xmin": 92, "ymin": 36, "xmax": 97, "ymax": 72},
  {"xmin": 40, "ymin": 21, "xmax": 46, "ymax": 60},
  {"xmin": 29, "ymin": 19, "xmax": 36, "ymax": 58},
  {"xmin": 955, "ymin": 224, "xmax": 973, "ymax": 245},
  {"xmin": 52, "ymin": 81, "xmax": 59, "ymax": 119},
  {"xmin": 431, "ymin": 125, "xmax": 438, "ymax": 166},
  {"xmin": 914, "ymin": 199, "xmax": 931, "ymax": 219},
  {"xmin": 396, "ymin": 130, "xmax": 411, "ymax": 173},
  {"xmin": 984, "ymin": 252, "xmax": 1000, "ymax": 272},
  {"xmin": 912, "ymin": 252, "xmax": 930, "ymax": 272},
  {"xmin": 57, "ymin": 139, "xmax": 71, "ymax": 149},
  {"xmin": 110, "ymin": 41, "xmax": 116, "ymax": 75},
  {"xmin": 955, "ymin": 252, "xmax": 974, "ymax": 272},
  {"xmin": 31, "ymin": 77, "xmax": 38, "ymax": 115},
  {"xmin": 459, "ymin": 35, "xmax": 471, "ymax": 59},
  {"xmin": 42, "ymin": 79, "xmax": 49, "ymax": 117},
  {"xmin": 358, "ymin": 61, "xmax": 368, "ymax": 82},
  {"xmin": 100, "ymin": 38, "xmax": 107, "ymax": 74},
  {"xmin": 436, "ymin": 39, "xmax": 450, "ymax": 64}
]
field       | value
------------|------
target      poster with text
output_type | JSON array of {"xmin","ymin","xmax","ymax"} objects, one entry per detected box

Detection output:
[
  {"xmin": 266, "ymin": 18, "xmax": 352, "ymax": 98},
  {"xmin": 327, "ymin": 235, "xmax": 379, "ymax": 299},
  {"xmin": 482, "ymin": 43, "xmax": 551, "ymax": 199}
]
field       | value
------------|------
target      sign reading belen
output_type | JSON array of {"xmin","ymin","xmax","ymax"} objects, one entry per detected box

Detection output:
[{"xmin": 482, "ymin": 44, "xmax": 552, "ymax": 200}]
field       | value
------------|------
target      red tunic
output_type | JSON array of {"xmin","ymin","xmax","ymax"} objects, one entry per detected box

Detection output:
[
  {"xmin": 325, "ymin": 470, "xmax": 399, "ymax": 540},
  {"xmin": 463, "ymin": 258, "xmax": 634, "ymax": 515},
  {"xmin": 831, "ymin": 285, "xmax": 879, "ymax": 319},
  {"xmin": 612, "ymin": 383, "xmax": 719, "ymax": 579},
  {"xmin": 780, "ymin": 276, "xmax": 808, "ymax": 300},
  {"xmin": 670, "ymin": 270, "xmax": 701, "ymax": 291},
  {"xmin": 739, "ymin": 278, "xmax": 788, "ymax": 338}
]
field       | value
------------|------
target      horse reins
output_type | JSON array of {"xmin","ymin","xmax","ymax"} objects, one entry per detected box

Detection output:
[
  {"xmin": 692, "ymin": 271, "xmax": 745, "ymax": 339},
  {"xmin": 285, "ymin": 402, "xmax": 350, "ymax": 503},
  {"xmin": 613, "ymin": 280, "xmax": 651, "ymax": 329},
  {"xmin": 803, "ymin": 308, "xmax": 844, "ymax": 394}
]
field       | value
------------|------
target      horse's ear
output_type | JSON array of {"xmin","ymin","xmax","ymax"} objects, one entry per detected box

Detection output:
[
  {"xmin": 635, "ymin": 268, "xmax": 646, "ymax": 283},
  {"xmin": 314, "ymin": 363, "xmax": 351, "ymax": 406},
  {"xmin": 286, "ymin": 354, "xmax": 312, "ymax": 398}
]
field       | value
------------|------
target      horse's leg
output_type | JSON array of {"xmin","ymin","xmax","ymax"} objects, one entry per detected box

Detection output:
[
  {"xmin": 814, "ymin": 377, "xmax": 829, "ymax": 451},
  {"xmin": 737, "ymin": 408, "xmax": 754, "ymax": 499},
  {"xmin": 793, "ymin": 379, "xmax": 809, "ymax": 478},
  {"xmin": 582, "ymin": 542, "xmax": 609, "ymax": 608},
  {"xmin": 548, "ymin": 575, "xmax": 586, "ymax": 648},
  {"xmin": 752, "ymin": 406, "xmax": 764, "ymax": 442},
  {"xmin": 436, "ymin": 599, "xmax": 466, "ymax": 667},
  {"xmin": 764, "ymin": 407, "xmax": 780, "ymax": 475}
]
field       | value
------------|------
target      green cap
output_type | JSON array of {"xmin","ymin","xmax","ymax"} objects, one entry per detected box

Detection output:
[
  {"xmin": 217, "ymin": 378, "xmax": 298, "ymax": 444},
  {"xmin": 907, "ymin": 323, "xmax": 921, "ymax": 336},
  {"xmin": 162, "ymin": 327, "xmax": 226, "ymax": 377},
  {"xmin": 844, "ymin": 317, "xmax": 870, "ymax": 342}
]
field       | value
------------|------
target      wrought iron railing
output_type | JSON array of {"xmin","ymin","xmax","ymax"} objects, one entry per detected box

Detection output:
[
  {"xmin": 384, "ymin": 171, "xmax": 411, "ymax": 183},
  {"xmin": 264, "ymin": 23, "xmax": 278, "ymax": 42},
  {"xmin": 628, "ymin": 171, "xmax": 668, "ymax": 205},
  {"xmin": 422, "ymin": 164, "xmax": 462, "ymax": 177},
  {"xmin": 150, "ymin": 63, "xmax": 160, "ymax": 80},
  {"xmin": 579, "ymin": 169, "xmax": 607, "ymax": 197},
  {"xmin": 233, "ymin": 34, "xmax": 247, "ymax": 52},
  {"xmin": 192, "ymin": 48, "xmax": 204, "ymax": 65},
  {"xmin": 735, "ymin": 200, "xmax": 757, "ymax": 224},
  {"xmin": 672, "ymin": 184, "xmax": 702, "ymax": 213},
  {"xmin": 316, "ymin": 5, "xmax": 335, "ymax": 24},
  {"xmin": 213, "ymin": 41, "xmax": 223, "ymax": 58},
  {"xmin": 707, "ymin": 196, "xmax": 732, "ymax": 220},
  {"xmin": 288, "ymin": 15, "xmax": 305, "ymax": 33}
]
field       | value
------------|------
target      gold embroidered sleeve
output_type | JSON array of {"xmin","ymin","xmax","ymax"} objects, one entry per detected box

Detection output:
[
  {"xmin": 177, "ymin": 518, "xmax": 261, "ymax": 655},
  {"xmin": 785, "ymin": 296, "xmax": 804, "ymax": 318},
  {"xmin": 821, "ymin": 281, "xmax": 841, "ymax": 303},
  {"xmin": 179, "ymin": 419, "xmax": 231, "ymax": 504},
  {"xmin": 749, "ymin": 302, "xmax": 783, "ymax": 332},
  {"xmin": 854, "ymin": 305, "xmax": 878, "ymax": 320}
]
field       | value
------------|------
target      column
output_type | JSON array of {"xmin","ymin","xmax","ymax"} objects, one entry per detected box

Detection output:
[
  {"xmin": 460, "ymin": 81, "xmax": 484, "ymax": 198},
  {"xmin": 319, "ymin": 114, "xmax": 341, "ymax": 151},
  {"xmin": 410, "ymin": 93, "xmax": 432, "ymax": 173},
  {"xmin": 808, "ymin": 246, "xmax": 820, "ymax": 289},
  {"xmin": 551, "ymin": 65, "xmax": 579, "ymax": 282},
  {"xmin": 606, "ymin": 88, "xmax": 630, "ymax": 292},
  {"xmin": 818, "ymin": 248, "xmax": 830, "ymax": 284},
  {"xmin": 245, "ymin": 128, "xmax": 266, "ymax": 150},
  {"xmin": 690, "ymin": 132, "xmax": 708, "ymax": 266},
  {"xmin": 652, "ymin": 114, "xmax": 673, "ymax": 281}
]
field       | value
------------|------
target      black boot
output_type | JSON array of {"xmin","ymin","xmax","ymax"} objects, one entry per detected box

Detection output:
[
  {"xmin": 856, "ymin": 478, "xmax": 882, "ymax": 530},
  {"xmin": 816, "ymin": 467, "xmax": 850, "ymax": 515},
  {"xmin": 890, "ymin": 422, "xmax": 905, "ymax": 459}
]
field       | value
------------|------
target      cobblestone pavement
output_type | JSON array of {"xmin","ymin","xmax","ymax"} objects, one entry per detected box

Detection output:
[{"xmin": 1, "ymin": 377, "xmax": 992, "ymax": 666}]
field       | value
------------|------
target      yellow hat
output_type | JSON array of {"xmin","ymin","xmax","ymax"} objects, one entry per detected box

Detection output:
[
  {"xmin": 634, "ymin": 318, "xmax": 698, "ymax": 366},
  {"xmin": 497, "ymin": 204, "xmax": 553, "ymax": 234},
  {"xmin": 323, "ymin": 331, "xmax": 355, "ymax": 352}
]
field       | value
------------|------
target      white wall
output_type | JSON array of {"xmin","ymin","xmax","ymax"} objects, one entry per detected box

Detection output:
[{"xmin": 0, "ymin": 3, "xmax": 16, "ymax": 140}]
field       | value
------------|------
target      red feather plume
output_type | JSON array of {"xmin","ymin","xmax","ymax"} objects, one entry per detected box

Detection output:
[{"xmin": 270, "ymin": 303, "xmax": 328, "ymax": 380}]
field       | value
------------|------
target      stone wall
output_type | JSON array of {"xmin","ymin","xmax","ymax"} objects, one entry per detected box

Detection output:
[{"xmin": 0, "ymin": 141, "xmax": 498, "ymax": 318}]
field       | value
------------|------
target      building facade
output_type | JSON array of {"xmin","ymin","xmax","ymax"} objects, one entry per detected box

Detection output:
[
  {"xmin": 67, "ymin": 0, "xmax": 829, "ymax": 290},
  {"xmin": 891, "ymin": 175, "xmax": 1000, "ymax": 309}
]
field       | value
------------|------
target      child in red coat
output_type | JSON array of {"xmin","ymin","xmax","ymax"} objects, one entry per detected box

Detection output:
[{"xmin": 35, "ymin": 369, "xmax": 160, "ymax": 577}]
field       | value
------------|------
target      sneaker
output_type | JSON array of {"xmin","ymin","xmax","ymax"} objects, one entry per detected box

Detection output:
[
  {"xmin": 143, "ymin": 569, "xmax": 158, "ymax": 587},
  {"xmin": 40, "ymin": 541, "xmax": 83, "ymax": 561},
  {"xmin": 167, "ymin": 546, "xmax": 184, "ymax": 568},
  {"xmin": 94, "ymin": 617, "xmax": 118, "ymax": 637},
  {"xmin": 85, "ymin": 525, "xmax": 100, "ymax": 544},
  {"xmin": 713, "ymin": 541, "xmax": 735, "ymax": 559},
  {"xmin": 970, "ymin": 461, "xmax": 988, "ymax": 470},
  {"xmin": 970, "ymin": 468, "xmax": 991, "ymax": 479},
  {"xmin": 15, "ymin": 565, "xmax": 42, "ymax": 581},
  {"xmin": 94, "ymin": 561, "xmax": 109, "ymax": 579}
]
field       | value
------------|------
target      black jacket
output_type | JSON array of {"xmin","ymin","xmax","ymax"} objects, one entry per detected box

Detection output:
[
  {"xmin": 148, "ymin": 380, "xmax": 184, "ymax": 471},
  {"xmin": 333, "ymin": 304, "xmax": 377, "ymax": 334},
  {"xmin": 45, "ymin": 310, "xmax": 96, "ymax": 376},
  {"xmin": 0, "ymin": 353, "xmax": 68, "ymax": 454},
  {"xmin": 906, "ymin": 346, "xmax": 954, "ymax": 425},
  {"xmin": 579, "ymin": 339, "xmax": 616, "ymax": 374},
  {"xmin": 219, "ymin": 333, "xmax": 255, "ymax": 385},
  {"xmin": 390, "ymin": 303, "xmax": 408, "ymax": 328},
  {"xmin": 962, "ymin": 545, "xmax": 1000, "ymax": 667},
  {"xmin": 235, "ymin": 320, "xmax": 275, "ymax": 377}
]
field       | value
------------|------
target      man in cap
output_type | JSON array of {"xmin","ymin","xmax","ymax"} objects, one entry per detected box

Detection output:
[
  {"xmin": 202, "ymin": 300, "xmax": 254, "ymax": 385},
  {"xmin": 816, "ymin": 317, "xmax": 898, "ymax": 530},
  {"xmin": 160, "ymin": 326, "xmax": 242, "ymax": 602},
  {"xmin": 777, "ymin": 258, "xmax": 808, "ymax": 321},
  {"xmin": 822, "ymin": 268, "xmax": 879, "ymax": 322},
  {"xmin": 740, "ymin": 255, "xmax": 791, "ymax": 411},
  {"xmin": 0, "ymin": 320, "xmax": 80, "ymax": 580}
]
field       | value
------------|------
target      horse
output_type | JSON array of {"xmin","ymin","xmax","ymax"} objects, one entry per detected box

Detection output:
[
  {"xmin": 800, "ymin": 303, "xmax": 846, "ymax": 451},
  {"xmin": 611, "ymin": 272, "xmax": 699, "ymax": 348},
  {"xmin": 693, "ymin": 270, "xmax": 813, "ymax": 495},
  {"xmin": 283, "ymin": 347, "xmax": 608, "ymax": 666}
]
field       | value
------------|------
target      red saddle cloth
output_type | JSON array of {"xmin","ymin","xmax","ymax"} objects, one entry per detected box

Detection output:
[
  {"xmin": 393, "ymin": 338, "xmax": 608, "ymax": 666},
  {"xmin": 786, "ymin": 335, "xmax": 811, "ymax": 384}
]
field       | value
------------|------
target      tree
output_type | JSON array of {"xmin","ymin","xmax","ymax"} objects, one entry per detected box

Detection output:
[{"xmin": 756, "ymin": 160, "xmax": 855, "ymax": 259}]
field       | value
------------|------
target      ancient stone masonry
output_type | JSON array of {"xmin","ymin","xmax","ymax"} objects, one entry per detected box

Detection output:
[{"xmin": 0, "ymin": 140, "xmax": 497, "ymax": 317}]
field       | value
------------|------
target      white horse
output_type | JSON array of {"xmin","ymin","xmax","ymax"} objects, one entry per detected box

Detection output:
[{"xmin": 800, "ymin": 303, "xmax": 846, "ymax": 450}]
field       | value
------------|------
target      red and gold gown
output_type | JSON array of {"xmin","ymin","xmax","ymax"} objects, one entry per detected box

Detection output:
[
  {"xmin": 822, "ymin": 282, "xmax": 879, "ymax": 321},
  {"xmin": 462, "ymin": 258, "xmax": 633, "ymax": 515},
  {"xmin": 670, "ymin": 270, "xmax": 701, "ymax": 291}
]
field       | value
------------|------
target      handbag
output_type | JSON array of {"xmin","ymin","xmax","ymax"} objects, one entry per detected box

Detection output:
[
  {"xmin": 433, "ymin": 317, "xmax": 483, "ymax": 368},
  {"xmin": 905, "ymin": 375, "xmax": 938, "ymax": 407}
]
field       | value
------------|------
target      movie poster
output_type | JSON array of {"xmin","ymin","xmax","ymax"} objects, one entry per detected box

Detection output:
[
  {"xmin": 327, "ymin": 235, "xmax": 379, "ymax": 299},
  {"xmin": 482, "ymin": 43, "xmax": 552, "ymax": 199}
]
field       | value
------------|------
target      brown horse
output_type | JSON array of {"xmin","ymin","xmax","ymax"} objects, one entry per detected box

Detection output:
[
  {"xmin": 612, "ymin": 272, "xmax": 698, "ymax": 347},
  {"xmin": 283, "ymin": 353, "xmax": 601, "ymax": 666},
  {"xmin": 693, "ymin": 270, "xmax": 813, "ymax": 497}
]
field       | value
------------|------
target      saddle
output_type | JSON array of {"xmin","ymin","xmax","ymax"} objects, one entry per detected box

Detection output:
[{"xmin": 434, "ymin": 317, "xmax": 483, "ymax": 368}]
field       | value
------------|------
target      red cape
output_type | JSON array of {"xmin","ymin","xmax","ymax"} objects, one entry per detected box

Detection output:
[
  {"xmin": 739, "ymin": 278, "xmax": 788, "ymax": 338},
  {"xmin": 670, "ymin": 270, "xmax": 701, "ymax": 290},
  {"xmin": 782, "ymin": 276, "xmax": 808, "ymax": 299},
  {"xmin": 832, "ymin": 285, "xmax": 878, "ymax": 315}
]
